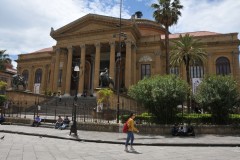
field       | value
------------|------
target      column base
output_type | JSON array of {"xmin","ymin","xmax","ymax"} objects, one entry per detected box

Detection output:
[
  {"xmin": 63, "ymin": 93, "xmax": 71, "ymax": 97},
  {"xmin": 77, "ymin": 93, "xmax": 83, "ymax": 97}
]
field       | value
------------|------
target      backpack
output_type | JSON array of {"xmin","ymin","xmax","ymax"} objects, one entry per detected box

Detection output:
[{"xmin": 122, "ymin": 120, "xmax": 129, "ymax": 133}]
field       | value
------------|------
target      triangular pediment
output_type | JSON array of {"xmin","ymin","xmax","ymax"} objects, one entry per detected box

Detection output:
[
  {"xmin": 51, "ymin": 14, "xmax": 133, "ymax": 38},
  {"xmin": 64, "ymin": 22, "xmax": 115, "ymax": 34}
]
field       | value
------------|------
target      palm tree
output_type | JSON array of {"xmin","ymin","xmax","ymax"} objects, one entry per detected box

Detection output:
[
  {"xmin": 151, "ymin": 0, "xmax": 183, "ymax": 74},
  {"xmin": 170, "ymin": 33, "xmax": 207, "ymax": 113},
  {"xmin": 0, "ymin": 50, "xmax": 12, "ymax": 71}
]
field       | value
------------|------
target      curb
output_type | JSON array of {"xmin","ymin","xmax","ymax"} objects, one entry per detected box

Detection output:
[{"xmin": 1, "ymin": 130, "xmax": 240, "ymax": 147}]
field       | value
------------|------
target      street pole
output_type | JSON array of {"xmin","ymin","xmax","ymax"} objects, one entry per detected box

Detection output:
[
  {"xmin": 116, "ymin": 0, "xmax": 122, "ymax": 123},
  {"xmin": 70, "ymin": 65, "xmax": 80, "ymax": 136}
]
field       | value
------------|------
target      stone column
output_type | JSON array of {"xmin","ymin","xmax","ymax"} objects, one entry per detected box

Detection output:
[
  {"xmin": 91, "ymin": 54, "xmax": 95, "ymax": 96},
  {"xmin": 28, "ymin": 66, "xmax": 35, "ymax": 92},
  {"xmin": 64, "ymin": 46, "xmax": 73, "ymax": 96},
  {"xmin": 61, "ymin": 51, "xmax": 68, "ymax": 94},
  {"xmin": 78, "ymin": 44, "xmax": 86, "ymax": 95},
  {"xmin": 132, "ymin": 44, "xmax": 137, "ymax": 84},
  {"xmin": 94, "ymin": 43, "xmax": 101, "ymax": 89},
  {"xmin": 206, "ymin": 53, "xmax": 213, "ymax": 75},
  {"xmin": 50, "ymin": 58, "xmax": 55, "ymax": 92},
  {"xmin": 125, "ymin": 41, "xmax": 132, "ymax": 88},
  {"xmin": 44, "ymin": 64, "xmax": 49, "ymax": 91},
  {"xmin": 53, "ymin": 48, "xmax": 61, "ymax": 93},
  {"xmin": 232, "ymin": 50, "xmax": 239, "ymax": 80},
  {"xmin": 109, "ymin": 41, "xmax": 115, "ymax": 81},
  {"xmin": 41, "ymin": 65, "xmax": 47, "ymax": 93},
  {"xmin": 154, "ymin": 50, "xmax": 161, "ymax": 75}
]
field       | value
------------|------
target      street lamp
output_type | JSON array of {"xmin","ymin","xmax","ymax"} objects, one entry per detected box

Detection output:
[
  {"xmin": 116, "ymin": 0, "xmax": 122, "ymax": 124},
  {"xmin": 70, "ymin": 64, "xmax": 80, "ymax": 136},
  {"xmin": 116, "ymin": 52, "xmax": 121, "ymax": 123},
  {"xmin": 115, "ymin": 0, "xmax": 128, "ymax": 123}
]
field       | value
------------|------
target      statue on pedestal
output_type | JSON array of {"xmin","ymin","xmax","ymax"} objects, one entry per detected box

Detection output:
[
  {"xmin": 11, "ymin": 74, "xmax": 26, "ymax": 90},
  {"xmin": 99, "ymin": 68, "xmax": 114, "ymax": 88}
]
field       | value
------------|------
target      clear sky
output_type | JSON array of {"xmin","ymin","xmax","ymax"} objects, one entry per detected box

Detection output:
[{"xmin": 1, "ymin": 0, "xmax": 240, "ymax": 68}]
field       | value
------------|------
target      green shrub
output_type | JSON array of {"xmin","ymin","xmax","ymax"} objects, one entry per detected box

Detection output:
[
  {"xmin": 120, "ymin": 113, "xmax": 157, "ymax": 124},
  {"xmin": 0, "ymin": 95, "xmax": 7, "ymax": 105},
  {"xmin": 194, "ymin": 75, "xmax": 239, "ymax": 124},
  {"xmin": 128, "ymin": 75, "xmax": 188, "ymax": 124}
]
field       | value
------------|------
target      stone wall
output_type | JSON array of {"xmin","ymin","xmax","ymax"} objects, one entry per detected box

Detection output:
[
  {"xmin": 3, "ymin": 117, "xmax": 240, "ymax": 135},
  {"xmin": 6, "ymin": 90, "xmax": 50, "ymax": 108},
  {"xmin": 77, "ymin": 122, "xmax": 240, "ymax": 135}
]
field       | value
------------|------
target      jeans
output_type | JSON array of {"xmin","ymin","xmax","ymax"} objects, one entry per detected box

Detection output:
[{"xmin": 125, "ymin": 131, "xmax": 134, "ymax": 147}]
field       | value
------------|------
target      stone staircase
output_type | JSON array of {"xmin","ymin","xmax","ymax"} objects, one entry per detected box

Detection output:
[{"xmin": 25, "ymin": 96, "xmax": 97, "ymax": 116}]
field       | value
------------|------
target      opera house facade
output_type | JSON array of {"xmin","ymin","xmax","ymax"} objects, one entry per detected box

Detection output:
[{"xmin": 16, "ymin": 14, "xmax": 240, "ymax": 96}]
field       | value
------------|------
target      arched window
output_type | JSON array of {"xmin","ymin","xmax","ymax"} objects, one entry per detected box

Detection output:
[
  {"xmin": 216, "ymin": 57, "xmax": 231, "ymax": 75},
  {"xmin": 22, "ymin": 70, "xmax": 29, "ymax": 82},
  {"xmin": 35, "ymin": 68, "xmax": 42, "ymax": 83},
  {"xmin": 190, "ymin": 60, "xmax": 204, "ymax": 78}
]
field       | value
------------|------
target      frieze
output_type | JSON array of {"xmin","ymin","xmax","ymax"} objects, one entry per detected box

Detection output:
[
  {"xmin": 139, "ymin": 55, "xmax": 153, "ymax": 62},
  {"xmin": 154, "ymin": 50, "xmax": 161, "ymax": 56}
]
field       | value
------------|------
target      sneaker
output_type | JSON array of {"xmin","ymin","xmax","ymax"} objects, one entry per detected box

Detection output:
[
  {"xmin": 130, "ymin": 146, "xmax": 135, "ymax": 151},
  {"xmin": 124, "ymin": 147, "xmax": 128, "ymax": 152}
]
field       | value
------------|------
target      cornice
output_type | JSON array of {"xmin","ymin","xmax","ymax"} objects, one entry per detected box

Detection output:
[
  {"xmin": 135, "ymin": 19, "xmax": 165, "ymax": 33},
  {"xmin": 51, "ymin": 14, "xmax": 133, "ymax": 40},
  {"xmin": 137, "ymin": 41, "xmax": 163, "ymax": 48},
  {"xmin": 16, "ymin": 57, "xmax": 53, "ymax": 63}
]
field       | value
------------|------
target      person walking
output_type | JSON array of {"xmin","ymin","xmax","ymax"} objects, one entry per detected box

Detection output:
[{"xmin": 124, "ymin": 113, "xmax": 139, "ymax": 152}]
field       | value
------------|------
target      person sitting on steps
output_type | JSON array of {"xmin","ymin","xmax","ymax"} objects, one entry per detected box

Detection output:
[
  {"xmin": 55, "ymin": 115, "xmax": 63, "ymax": 129},
  {"xmin": 32, "ymin": 115, "xmax": 41, "ymax": 127},
  {"xmin": 59, "ymin": 116, "xmax": 71, "ymax": 130}
]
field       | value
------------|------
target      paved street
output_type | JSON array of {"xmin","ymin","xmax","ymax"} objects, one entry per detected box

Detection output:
[
  {"xmin": 1, "ymin": 133, "xmax": 240, "ymax": 160},
  {"xmin": 1, "ymin": 125, "xmax": 240, "ymax": 146},
  {"xmin": 1, "ymin": 125, "xmax": 240, "ymax": 160}
]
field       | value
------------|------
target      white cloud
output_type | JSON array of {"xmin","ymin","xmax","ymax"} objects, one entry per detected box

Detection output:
[
  {"xmin": 1, "ymin": 0, "xmax": 240, "ymax": 69},
  {"xmin": 0, "ymin": 0, "xmax": 130, "ymax": 68},
  {"xmin": 170, "ymin": 0, "xmax": 240, "ymax": 36}
]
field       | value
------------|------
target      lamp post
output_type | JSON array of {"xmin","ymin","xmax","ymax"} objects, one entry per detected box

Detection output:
[
  {"xmin": 116, "ymin": 0, "xmax": 122, "ymax": 124},
  {"xmin": 70, "ymin": 64, "xmax": 80, "ymax": 136},
  {"xmin": 115, "ymin": 0, "xmax": 127, "ymax": 123},
  {"xmin": 116, "ymin": 53, "xmax": 121, "ymax": 123}
]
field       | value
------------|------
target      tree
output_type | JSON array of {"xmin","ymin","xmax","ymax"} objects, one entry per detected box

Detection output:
[
  {"xmin": 194, "ymin": 75, "xmax": 239, "ymax": 124},
  {"xmin": 170, "ymin": 34, "xmax": 207, "ymax": 113},
  {"xmin": 128, "ymin": 75, "xmax": 188, "ymax": 124},
  {"xmin": 0, "ymin": 50, "xmax": 12, "ymax": 71},
  {"xmin": 151, "ymin": 0, "xmax": 183, "ymax": 74},
  {"xmin": 97, "ymin": 88, "xmax": 113, "ymax": 109}
]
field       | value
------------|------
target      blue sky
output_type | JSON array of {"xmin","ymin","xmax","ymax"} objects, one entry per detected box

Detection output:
[{"xmin": 1, "ymin": 0, "xmax": 240, "ymax": 68}]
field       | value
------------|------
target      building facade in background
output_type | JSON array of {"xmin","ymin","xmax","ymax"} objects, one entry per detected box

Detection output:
[
  {"xmin": 16, "ymin": 14, "xmax": 240, "ymax": 96},
  {"xmin": 0, "ymin": 65, "xmax": 17, "ymax": 94}
]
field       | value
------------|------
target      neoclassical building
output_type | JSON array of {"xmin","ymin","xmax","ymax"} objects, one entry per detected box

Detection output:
[{"xmin": 16, "ymin": 14, "xmax": 240, "ymax": 96}]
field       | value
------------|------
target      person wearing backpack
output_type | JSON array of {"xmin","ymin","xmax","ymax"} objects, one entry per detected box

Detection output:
[{"xmin": 124, "ymin": 113, "xmax": 139, "ymax": 152}]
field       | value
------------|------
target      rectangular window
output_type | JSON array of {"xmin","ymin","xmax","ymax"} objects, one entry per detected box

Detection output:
[
  {"xmin": 190, "ymin": 66, "xmax": 204, "ymax": 78},
  {"xmin": 170, "ymin": 67, "xmax": 179, "ymax": 75},
  {"xmin": 141, "ymin": 64, "xmax": 151, "ymax": 79}
]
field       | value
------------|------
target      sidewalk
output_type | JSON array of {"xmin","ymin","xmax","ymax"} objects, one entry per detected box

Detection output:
[{"xmin": 1, "ymin": 125, "xmax": 240, "ymax": 147}]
